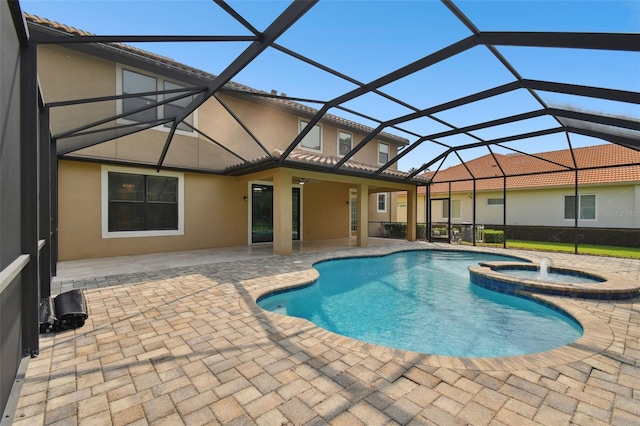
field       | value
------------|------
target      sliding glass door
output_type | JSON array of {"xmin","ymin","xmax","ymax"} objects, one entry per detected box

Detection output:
[{"xmin": 251, "ymin": 184, "xmax": 300, "ymax": 243}]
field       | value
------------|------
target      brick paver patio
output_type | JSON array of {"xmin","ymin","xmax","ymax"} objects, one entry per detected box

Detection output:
[{"xmin": 10, "ymin": 242, "xmax": 640, "ymax": 425}]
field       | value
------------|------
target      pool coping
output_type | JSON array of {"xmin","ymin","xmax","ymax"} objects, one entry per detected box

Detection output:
[
  {"xmin": 470, "ymin": 261, "xmax": 640, "ymax": 300},
  {"xmin": 240, "ymin": 246, "xmax": 616, "ymax": 372}
]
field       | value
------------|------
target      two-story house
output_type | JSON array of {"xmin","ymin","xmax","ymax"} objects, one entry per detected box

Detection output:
[{"xmin": 28, "ymin": 15, "xmax": 423, "ymax": 260}]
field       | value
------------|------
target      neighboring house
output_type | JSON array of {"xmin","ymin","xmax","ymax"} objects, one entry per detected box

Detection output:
[
  {"xmin": 396, "ymin": 144, "xmax": 640, "ymax": 245},
  {"xmin": 28, "ymin": 15, "xmax": 424, "ymax": 260}
]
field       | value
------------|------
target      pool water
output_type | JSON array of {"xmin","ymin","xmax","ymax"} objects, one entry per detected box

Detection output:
[
  {"xmin": 258, "ymin": 251, "xmax": 583, "ymax": 357},
  {"xmin": 499, "ymin": 268, "xmax": 604, "ymax": 284}
]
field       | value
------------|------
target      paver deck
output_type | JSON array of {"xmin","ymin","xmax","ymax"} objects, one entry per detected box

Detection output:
[{"xmin": 10, "ymin": 240, "xmax": 640, "ymax": 425}]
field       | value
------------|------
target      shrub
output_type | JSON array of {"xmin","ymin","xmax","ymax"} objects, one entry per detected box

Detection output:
[
  {"xmin": 382, "ymin": 223, "xmax": 406, "ymax": 238},
  {"xmin": 484, "ymin": 229, "xmax": 504, "ymax": 244},
  {"xmin": 417, "ymin": 224, "xmax": 426, "ymax": 239},
  {"xmin": 431, "ymin": 227, "xmax": 447, "ymax": 236}
]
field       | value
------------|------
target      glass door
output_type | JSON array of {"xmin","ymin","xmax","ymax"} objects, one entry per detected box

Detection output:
[
  {"xmin": 292, "ymin": 187, "xmax": 300, "ymax": 240},
  {"xmin": 251, "ymin": 184, "xmax": 300, "ymax": 244},
  {"xmin": 251, "ymin": 184, "xmax": 273, "ymax": 243},
  {"xmin": 349, "ymin": 189, "xmax": 357, "ymax": 235}
]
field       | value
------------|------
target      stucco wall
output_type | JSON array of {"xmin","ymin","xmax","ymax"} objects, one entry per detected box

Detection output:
[
  {"xmin": 396, "ymin": 193, "xmax": 426, "ymax": 223},
  {"xmin": 38, "ymin": 44, "xmax": 400, "ymax": 171},
  {"xmin": 58, "ymin": 160, "xmax": 248, "ymax": 260},
  {"xmin": 302, "ymin": 182, "xmax": 353, "ymax": 240}
]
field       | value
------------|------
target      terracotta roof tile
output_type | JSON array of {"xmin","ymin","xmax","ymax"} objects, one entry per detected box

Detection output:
[
  {"xmin": 425, "ymin": 144, "xmax": 640, "ymax": 193},
  {"xmin": 226, "ymin": 149, "xmax": 429, "ymax": 182}
]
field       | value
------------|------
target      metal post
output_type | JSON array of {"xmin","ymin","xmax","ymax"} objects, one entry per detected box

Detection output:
[
  {"xmin": 39, "ymin": 106, "xmax": 51, "ymax": 297},
  {"xmin": 427, "ymin": 184, "xmax": 431, "ymax": 242},
  {"xmin": 472, "ymin": 179, "xmax": 477, "ymax": 246},
  {"xmin": 503, "ymin": 176, "xmax": 507, "ymax": 249},
  {"xmin": 574, "ymin": 169, "xmax": 579, "ymax": 254},
  {"xmin": 51, "ymin": 137, "xmax": 59, "ymax": 276},
  {"xmin": 20, "ymin": 41, "xmax": 40, "ymax": 357},
  {"xmin": 448, "ymin": 182, "xmax": 452, "ymax": 244}
]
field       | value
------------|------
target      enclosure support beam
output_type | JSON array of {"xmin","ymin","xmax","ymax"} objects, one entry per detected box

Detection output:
[
  {"xmin": 574, "ymin": 170, "xmax": 579, "ymax": 255},
  {"xmin": 472, "ymin": 179, "xmax": 477, "ymax": 246},
  {"xmin": 427, "ymin": 185, "xmax": 432, "ymax": 243},
  {"xmin": 448, "ymin": 182, "xmax": 452, "ymax": 245},
  {"xmin": 502, "ymin": 177, "xmax": 507, "ymax": 249},
  {"xmin": 39, "ymin": 106, "xmax": 51, "ymax": 297},
  {"xmin": 20, "ymin": 40, "xmax": 40, "ymax": 357}
]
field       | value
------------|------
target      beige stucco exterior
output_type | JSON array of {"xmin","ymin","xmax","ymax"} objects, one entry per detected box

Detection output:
[
  {"xmin": 58, "ymin": 159, "xmax": 417, "ymax": 260},
  {"xmin": 38, "ymin": 44, "xmax": 400, "ymax": 171},
  {"xmin": 40, "ymin": 40, "xmax": 422, "ymax": 260},
  {"xmin": 58, "ymin": 160, "xmax": 249, "ymax": 260}
]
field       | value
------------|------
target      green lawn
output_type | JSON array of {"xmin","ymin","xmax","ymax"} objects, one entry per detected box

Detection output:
[{"xmin": 504, "ymin": 240, "xmax": 640, "ymax": 259}]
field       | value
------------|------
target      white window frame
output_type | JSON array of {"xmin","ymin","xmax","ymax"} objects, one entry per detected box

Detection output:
[
  {"xmin": 101, "ymin": 165, "xmax": 185, "ymax": 239},
  {"xmin": 378, "ymin": 142, "xmax": 389, "ymax": 165},
  {"xmin": 564, "ymin": 194, "xmax": 597, "ymax": 221},
  {"xmin": 298, "ymin": 120, "xmax": 323, "ymax": 153},
  {"xmin": 487, "ymin": 198, "xmax": 504, "ymax": 206},
  {"xmin": 116, "ymin": 64, "xmax": 198, "ymax": 138},
  {"xmin": 377, "ymin": 193, "xmax": 388, "ymax": 213},
  {"xmin": 337, "ymin": 131, "xmax": 353, "ymax": 157}
]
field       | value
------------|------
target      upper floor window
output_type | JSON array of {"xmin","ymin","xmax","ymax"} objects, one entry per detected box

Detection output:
[
  {"xmin": 378, "ymin": 142, "xmax": 389, "ymax": 164},
  {"xmin": 564, "ymin": 194, "xmax": 596, "ymax": 220},
  {"xmin": 487, "ymin": 198, "xmax": 504, "ymax": 206},
  {"xmin": 163, "ymin": 81, "xmax": 194, "ymax": 131},
  {"xmin": 299, "ymin": 120, "xmax": 322, "ymax": 152},
  {"xmin": 377, "ymin": 193, "xmax": 387, "ymax": 213},
  {"xmin": 122, "ymin": 69, "xmax": 157, "ymax": 123},
  {"xmin": 118, "ymin": 65, "xmax": 197, "ymax": 137},
  {"xmin": 338, "ymin": 131, "xmax": 352, "ymax": 157}
]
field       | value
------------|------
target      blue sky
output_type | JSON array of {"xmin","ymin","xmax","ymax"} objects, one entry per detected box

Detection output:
[{"xmin": 21, "ymin": 0, "xmax": 640, "ymax": 171}]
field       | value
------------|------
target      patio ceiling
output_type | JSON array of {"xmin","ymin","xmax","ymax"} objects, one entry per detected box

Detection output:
[{"xmin": 19, "ymin": 0, "xmax": 640, "ymax": 185}]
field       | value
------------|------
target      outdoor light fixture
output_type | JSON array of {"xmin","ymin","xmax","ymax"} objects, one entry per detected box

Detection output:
[{"xmin": 298, "ymin": 178, "xmax": 306, "ymax": 185}]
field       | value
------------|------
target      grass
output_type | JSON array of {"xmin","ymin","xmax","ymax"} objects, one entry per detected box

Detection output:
[{"xmin": 504, "ymin": 240, "xmax": 640, "ymax": 259}]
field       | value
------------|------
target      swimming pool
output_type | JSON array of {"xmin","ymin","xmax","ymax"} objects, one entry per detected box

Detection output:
[{"xmin": 258, "ymin": 250, "xmax": 583, "ymax": 358}]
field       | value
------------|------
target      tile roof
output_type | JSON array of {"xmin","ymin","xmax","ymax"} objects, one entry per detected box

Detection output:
[
  {"xmin": 424, "ymin": 143, "xmax": 640, "ymax": 193},
  {"xmin": 225, "ymin": 148, "xmax": 429, "ymax": 182},
  {"xmin": 25, "ymin": 14, "xmax": 408, "ymax": 146}
]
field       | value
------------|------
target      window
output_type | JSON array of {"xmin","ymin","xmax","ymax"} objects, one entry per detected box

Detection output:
[
  {"xmin": 118, "ymin": 65, "xmax": 197, "ymax": 136},
  {"xmin": 564, "ymin": 194, "xmax": 596, "ymax": 220},
  {"xmin": 378, "ymin": 142, "xmax": 389, "ymax": 164},
  {"xmin": 122, "ymin": 69, "xmax": 157, "ymax": 123},
  {"xmin": 377, "ymin": 193, "xmax": 387, "ymax": 213},
  {"xmin": 442, "ymin": 199, "xmax": 461, "ymax": 219},
  {"xmin": 299, "ymin": 120, "xmax": 322, "ymax": 152},
  {"xmin": 338, "ymin": 131, "xmax": 352, "ymax": 157},
  {"xmin": 163, "ymin": 81, "xmax": 194, "ymax": 131},
  {"xmin": 487, "ymin": 198, "xmax": 504, "ymax": 206},
  {"xmin": 102, "ymin": 166, "xmax": 184, "ymax": 238}
]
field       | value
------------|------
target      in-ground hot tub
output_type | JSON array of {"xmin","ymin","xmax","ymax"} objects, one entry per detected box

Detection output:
[{"xmin": 469, "ymin": 260, "xmax": 640, "ymax": 300}]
